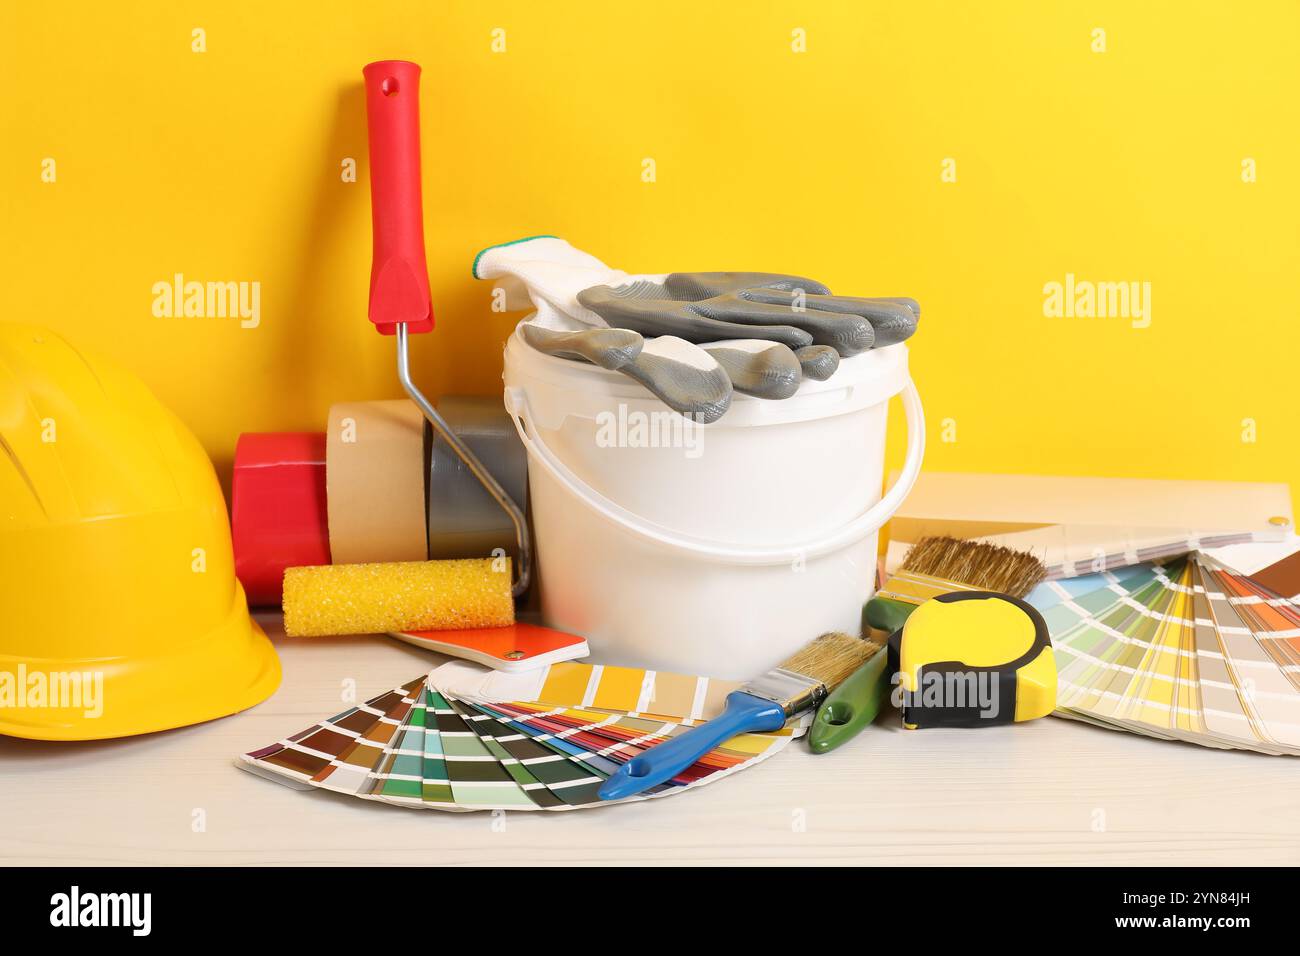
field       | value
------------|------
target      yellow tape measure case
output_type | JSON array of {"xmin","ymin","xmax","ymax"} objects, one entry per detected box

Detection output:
[{"xmin": 887, "ymin": 591, "xmax": 1056, "ymax": 729}]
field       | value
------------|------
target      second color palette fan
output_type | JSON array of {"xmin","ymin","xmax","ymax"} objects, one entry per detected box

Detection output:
[{"xmin": 1027, "ymin": 552, "xmax": 1300, "ymax": 755}]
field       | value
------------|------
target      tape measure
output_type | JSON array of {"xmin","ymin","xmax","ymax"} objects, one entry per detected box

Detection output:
[{"xmin": 886, "ymin": 590, "xmax": 1056, "ymax": 729}]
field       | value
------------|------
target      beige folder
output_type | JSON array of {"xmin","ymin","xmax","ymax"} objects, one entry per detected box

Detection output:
[{"xmin": 885, "ymin": 472, "xmax": 1294, "ymax": 578}]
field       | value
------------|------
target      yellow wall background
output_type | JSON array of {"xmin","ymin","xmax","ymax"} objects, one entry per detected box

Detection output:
[{"xmin": 3, "ymin": 1, "xmax": 1297, "ymax": 496}]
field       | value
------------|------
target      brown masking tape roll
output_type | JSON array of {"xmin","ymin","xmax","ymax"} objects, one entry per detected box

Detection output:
[{"xmin": 326, "ymin": 399, "xmax": 428, "ymax": 565}]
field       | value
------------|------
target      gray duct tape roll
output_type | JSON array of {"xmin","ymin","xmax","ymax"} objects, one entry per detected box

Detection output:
[{"xmin": 427, "ymin": 396, "xmax": 529, "ymax": 562}]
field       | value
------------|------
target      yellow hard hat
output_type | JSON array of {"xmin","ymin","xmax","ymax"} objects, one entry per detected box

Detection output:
[{"xmin": 0, "ymin": 324, "xmax": 280, "ymax": 740}]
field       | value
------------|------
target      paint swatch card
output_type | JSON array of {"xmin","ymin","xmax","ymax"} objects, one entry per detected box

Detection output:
[
  {"xmin": 426, "ymin": 658, "xmax": 743, "ymax": 724},
  {"xmin": 1027, "ymin": 553, "xmax": 1300, "ymax": 755},
  {"xmin": 238, "ymin": 678, "xmax": 424, "ymax": 792},
  {"xmin": 238, "ymin": 663, "xmax": 808, "ymax": 811}
]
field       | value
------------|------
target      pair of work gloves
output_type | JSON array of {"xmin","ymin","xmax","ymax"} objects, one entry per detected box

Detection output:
[{"xmin": 473, "ymin": 236, "xmax": 919, "ymax": 424}]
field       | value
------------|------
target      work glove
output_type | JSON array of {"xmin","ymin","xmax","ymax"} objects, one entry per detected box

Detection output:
[
  {"xmin": 578, "ymin": 273, "xmax": 918, "ymax": 354},
  {"xmin": 473, "ymin": 236, "xmax": 919, "ymax": 424}
]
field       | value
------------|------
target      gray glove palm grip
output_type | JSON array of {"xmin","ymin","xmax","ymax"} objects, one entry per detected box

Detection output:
[{"xmin": 577, "ymin": 272, "xmax": 919, "ymax": 356}]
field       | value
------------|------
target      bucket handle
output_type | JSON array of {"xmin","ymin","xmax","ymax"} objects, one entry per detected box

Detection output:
[{"xmin": 503, "ymin": 380, "xmax": 925, "ymax": 566}]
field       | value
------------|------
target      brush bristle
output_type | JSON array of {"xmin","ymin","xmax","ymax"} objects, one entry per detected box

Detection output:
[
  {"xmin": 779, "ymin": 632, "xmax": 882, "ymax": 690},
  {"xmin": 899, "ymin": 535, "xmax": 1047, "ymax": 598}
]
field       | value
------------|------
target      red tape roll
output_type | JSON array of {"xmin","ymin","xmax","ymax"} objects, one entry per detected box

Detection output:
[{"xmin": 232, "ymin": 433, "xmax": 330, "ymax": 606}]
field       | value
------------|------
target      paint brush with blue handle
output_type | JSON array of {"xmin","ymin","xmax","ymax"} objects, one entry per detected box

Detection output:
[{"xmin": 598, "ymin": 632, "xmax": 875, "ymax": 801}]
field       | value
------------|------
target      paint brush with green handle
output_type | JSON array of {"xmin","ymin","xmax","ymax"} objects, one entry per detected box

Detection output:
[
  {"xmin": 864, "ymin": 536, "xmax": 1047, "ymax": 633},
  {"xmin": 814, "ymin": 537, "xmax": 1048, "ymax": 754},
  {"xmin": 808, "ymin": 639, "xmax": 890, "ymax": 753}
]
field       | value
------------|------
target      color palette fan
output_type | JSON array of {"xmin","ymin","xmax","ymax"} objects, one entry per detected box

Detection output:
[
  {"xmin": 238, "ymin": 660, "xmax": 809, "ymax": 810},
  {"xmin": 1027, "ymin": 553, "xmax": 1300, "ymax": 754}
]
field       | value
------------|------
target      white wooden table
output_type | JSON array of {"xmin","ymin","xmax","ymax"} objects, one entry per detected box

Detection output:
[{"xmin": 3, "ymin": 614, "xmax": 1298, "ymax": 866}]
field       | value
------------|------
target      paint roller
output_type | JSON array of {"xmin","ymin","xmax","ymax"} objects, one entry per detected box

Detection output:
[{"xmin": 282, "ymin": 60, "xmax": 531, "ymax": 638}]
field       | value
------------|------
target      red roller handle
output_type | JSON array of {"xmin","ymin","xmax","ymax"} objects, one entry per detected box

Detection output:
[{"xmin": 362, "ymin": 60, "xmax": 433, "ymax": 335}]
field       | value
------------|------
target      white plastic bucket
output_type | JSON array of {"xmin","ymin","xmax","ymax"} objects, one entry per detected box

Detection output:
[{"xmin": 502, "ymin": 325, "xmax": 925, "ymax": 680}]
